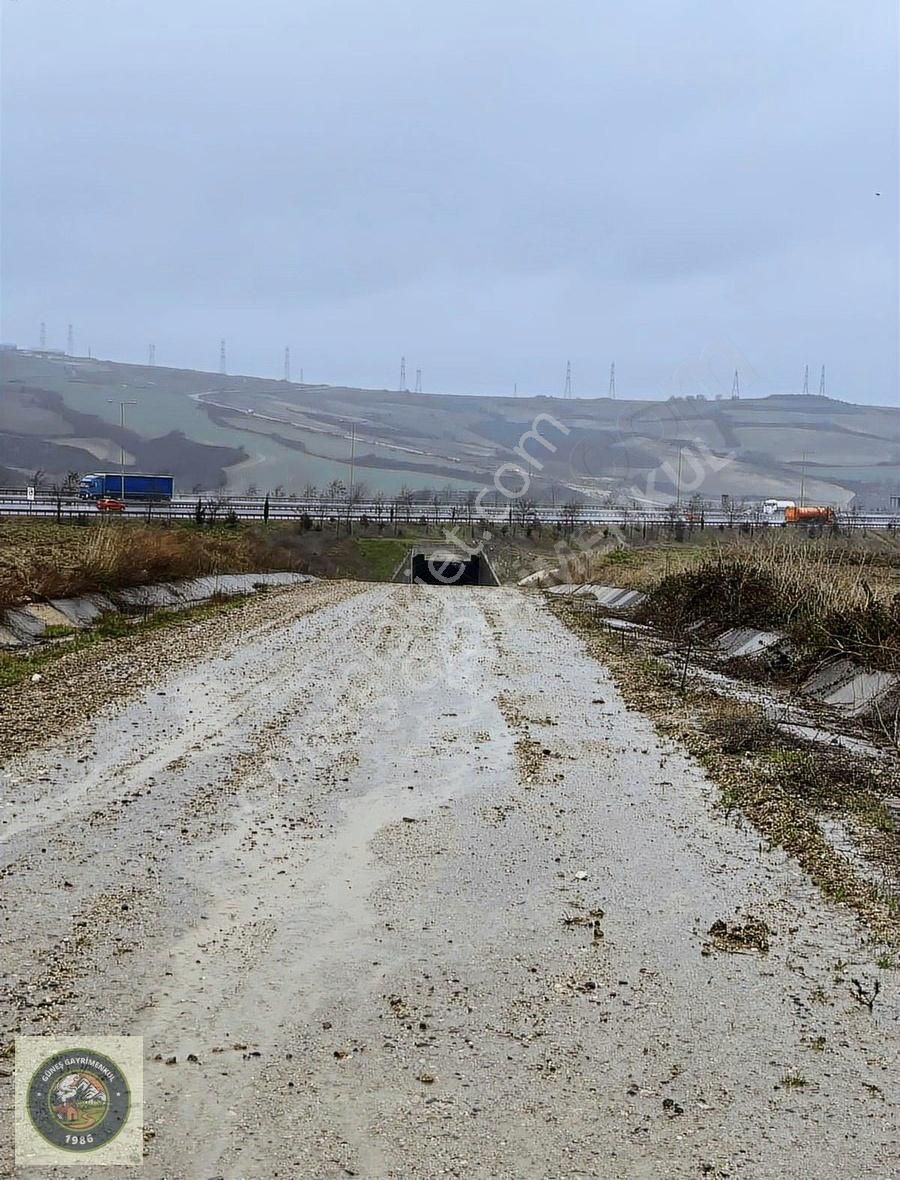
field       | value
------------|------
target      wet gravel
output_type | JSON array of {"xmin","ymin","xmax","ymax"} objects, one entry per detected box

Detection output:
[
  {"xmin": 1, "ymin": 585, "xmax": 897, "ymax": 1179},
  {"xmin": 0, "ymin": 580, "xmax": 361, "ymax": 759}
]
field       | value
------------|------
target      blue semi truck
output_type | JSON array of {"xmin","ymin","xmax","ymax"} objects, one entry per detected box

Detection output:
[{"xmin": 78, "ymin": 473, "xmax": 175, "ymax": 501}]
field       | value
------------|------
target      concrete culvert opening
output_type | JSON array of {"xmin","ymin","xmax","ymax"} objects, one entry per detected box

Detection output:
[{"xmin": 405, "ymin": 547, "xmax": 498, "ymax": 586}]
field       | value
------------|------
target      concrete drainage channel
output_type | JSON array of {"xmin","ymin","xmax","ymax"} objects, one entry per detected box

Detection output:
[
  {"xmin": 543, "ymin": 582, "xmax": 900, "ymax": 747},
  {"xmin": 545, "ymin": 581, "xmax": 648, "ymax": 613},
  {"xmin": 0, "ymin": 572, "xmax": 317, "ymax": 650}
]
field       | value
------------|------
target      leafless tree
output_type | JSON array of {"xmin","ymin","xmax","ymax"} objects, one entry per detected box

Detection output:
[
  {"xmin": 206, "ymin": 495, "xmax": 231, "ymax": 525},
  {"xmin": 326, "ymin": 479, "xmax": 346, "ymax": 531},
  {"xmin": 431, "ymin": 489, "xmax": 443, "ymax": 524},
  {"xmin": 398, "ymin": 485, "xmax": 414, "ymax": 523},
  {"xmin": 463, "ymin": 489, "xmax": 477, "ymax": 526},
  {"xmin": 514, "ymin": 497, "xmax": 539, "ymax": 530},
  {"xmin": 560, "ymin": 499, "xmax": 581, "ymax": 533}
]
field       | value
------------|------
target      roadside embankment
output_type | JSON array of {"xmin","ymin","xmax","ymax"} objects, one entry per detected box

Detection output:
[
  {"xmin": 544, "ymin": 536, "xmax": 900, "ymax": 940},
  {"xmin": 548, "ymin": 592, "xmax": 900, "ymax": 948},
  {"xmin": 634, "ymin": 549, "xmax": 900, "ymax": 675},
  {"xmin": 632, "ymin": 550, "xmax": 900, "ymax": 739},
  {"xmin": 0, "ymin": 518, "xmax": 314, "ymax": 611},
  {"xmin": 0, "ymin": 571, "xmax": 315, "ymax": 650},
  {"xmin": 0, "ymin": 578, "xmax": 362, "ymax": 754},
  {"xmin": 545, "ymin": 535, "xmax": 900, "ymax": 731},
  {"xmin": 0, "ymin": 518, "xmax": 555, "ymax": 612},
  {"xmin": 566, "ymin": 530, "xmax": 900, "ymax": 599}
]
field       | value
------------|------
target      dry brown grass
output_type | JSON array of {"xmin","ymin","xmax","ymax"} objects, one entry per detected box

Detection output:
[
  {"xmin": 570, "ymin": 532, "xmax": 900, "ymax": 603},
  {"xmin": 568, "ymin": 532, "xmax": 900, "ymax": 672},
  {"xmin": 0, "ymin": 520, "xmax": 305, "ymax": 608},
  {"xmin": 640, "ymin": 551, "xmax": 900, "ymax": 671}
]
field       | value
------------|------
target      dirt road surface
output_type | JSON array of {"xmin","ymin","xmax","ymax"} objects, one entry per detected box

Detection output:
[{"xmin": 2, "ymin": 583, "xmax": 897, "ymax": 1178}]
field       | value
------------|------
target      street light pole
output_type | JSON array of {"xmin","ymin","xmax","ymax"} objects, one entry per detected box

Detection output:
[
  {"xmin": 675, "ymin": 444, "xmax": 685, "ymax": 511},
  {"xmin": 799, "ymin": 450, "xmax": 807, "ymax": 508},
  {"xmin": 110, "ymin": 400, "xmax": 137, "ymax": 499},
  {"xmin": 346, "ymin": 424, "xmax": 356, "ymax": 536}
]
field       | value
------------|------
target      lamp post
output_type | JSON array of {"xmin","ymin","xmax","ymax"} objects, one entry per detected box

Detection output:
[
  {"xmin": 346, "ymin": 424, "xmax": 356, "ymax": 536},
  {"xmin": 799, "ymin": 450, "xmax": 808, "ymax": 508},
  {"xmin": 675, "ymin": 444, "xmax": 685, "ymax": 511},
  {"xmin": 109, "ymin": 400, "xmax": 137, "ymax": 499}
]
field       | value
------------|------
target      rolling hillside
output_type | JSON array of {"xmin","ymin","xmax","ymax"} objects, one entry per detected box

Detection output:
[{"xmin": 1, "ymin": 349, "xmax": 898, "ymax": 506}]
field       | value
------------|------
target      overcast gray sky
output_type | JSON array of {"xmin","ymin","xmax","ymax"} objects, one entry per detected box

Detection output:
[{"xmin": 1, "ymin": 0, "xmax": 897, "ymax": 403}]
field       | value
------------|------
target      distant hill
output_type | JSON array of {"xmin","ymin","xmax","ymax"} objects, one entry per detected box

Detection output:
[{"xmin": 2, "ymin": 350, "xmax": 898, "ymax": 507}]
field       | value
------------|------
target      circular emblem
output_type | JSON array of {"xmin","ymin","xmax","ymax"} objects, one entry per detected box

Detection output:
[{"xmin": 27, "ymin": 1048, "xmax": 130, "ymax": 1153}]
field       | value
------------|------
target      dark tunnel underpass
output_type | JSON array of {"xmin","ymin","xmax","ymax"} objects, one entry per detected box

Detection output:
[{"xmin": 410, "ymin": 551, "xmax": 497, "ymax": 586}]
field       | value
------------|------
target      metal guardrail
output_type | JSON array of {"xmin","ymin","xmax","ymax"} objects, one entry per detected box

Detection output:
[{"xmin": 0, "ymin": 494, "xmax": 896, "ymax": 529}]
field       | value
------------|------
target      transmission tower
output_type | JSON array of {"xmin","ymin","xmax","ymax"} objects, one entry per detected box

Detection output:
[
  {"xmin": 819, "ymin": 365, "xmax": 826, "ymax": 396},
  {"xmin": 609, "ymin": 361, "xmax": 616, "ymax": 400},
  {"xmin": 564, "ymin": 360, "xmax": 572, "ymax": 399},
  {"xmin": 148, "ymin": 343, "xmax": 156, "ymax": 366},
  {"xmin": 802, "ymin": 364, "xmax": 809, "ymax": 395},
  {"xmin": 414, "ymin": 368, "xmax": 422, "ymax": 393},
  {"xmin": 731, "ymin": 368, "xmax": 740, "ymax": 399},
  {"xmin": 219, "ymin": 339, "xmax": 227, "ymax": 375},
  {"xmin": 283, "ymin": 346, "xmax": 291, "ymax": 382},
  {"xmin": 399, "ymin": 356, "xmax": 407, "ymax": 391},
  {"xmin": 67, "ymin": 324, "xmax": 74, "ymax": 355},
  {"xmin": 39, "ymin": 322, "xmax": 47, "ymax": 350}
]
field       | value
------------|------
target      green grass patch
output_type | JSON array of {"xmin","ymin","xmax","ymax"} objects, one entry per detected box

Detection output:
[
  {"xmin": 353, "ymin": 537, "xmax": 410, "ymax": 581},
  {"xmin": 42, "ymin": 623, "xmax": 77, "ymax": 639}
]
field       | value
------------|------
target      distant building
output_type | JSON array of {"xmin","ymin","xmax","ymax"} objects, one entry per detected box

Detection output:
[{"xmin": 0, "ymin": 343, "xmax": 17, "ymax": 351}]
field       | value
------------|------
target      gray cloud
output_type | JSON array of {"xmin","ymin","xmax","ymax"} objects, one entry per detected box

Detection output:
[{"xmin": 1, "ymin": 0, "xmax": 897, "ymax": 403}]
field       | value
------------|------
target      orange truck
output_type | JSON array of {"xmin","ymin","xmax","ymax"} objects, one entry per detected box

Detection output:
[{"xmin": 784, "ymin": 505, "xmax": 834, "ymax": 524}]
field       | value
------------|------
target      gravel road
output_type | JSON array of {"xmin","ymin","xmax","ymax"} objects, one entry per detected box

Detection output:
[{"xmin": 2, "ymin": 583, "xmax": 897, "ymax": 1179}]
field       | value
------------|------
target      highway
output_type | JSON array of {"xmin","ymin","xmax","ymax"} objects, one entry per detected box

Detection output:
[{"xmin": 0, "ymin": 490, "xmax": 896, "ymax": 529}]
